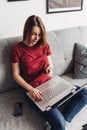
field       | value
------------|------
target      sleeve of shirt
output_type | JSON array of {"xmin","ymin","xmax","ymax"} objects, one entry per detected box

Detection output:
[
  {"xmin": 44, "ymin": 43, "xmax": 52, "ymax": 56},
  {"xmin": 11, "ymin": 44, "xmax": 21, "ymax": 63}
]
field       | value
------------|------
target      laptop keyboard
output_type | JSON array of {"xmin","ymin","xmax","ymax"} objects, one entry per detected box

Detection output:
[{"xmin": 37, "ymin": 83, "xmax": 69, "ymax": 106}]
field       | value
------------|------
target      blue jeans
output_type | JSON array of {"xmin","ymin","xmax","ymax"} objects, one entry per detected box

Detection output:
[
  {"xmin": 63, "ymin": 87, "xmax": 87, "ymax": 122},
  {"xmin": 25, "ymin": 88, "xmax": 87, "ymax": 130},
  {"xmin": 43, "ymin": 108, "xmax": 65, "ymax": 130}
]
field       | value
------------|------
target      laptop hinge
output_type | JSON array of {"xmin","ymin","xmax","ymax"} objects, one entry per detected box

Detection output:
[
  {"xmin": 46, "ymin": 106, "xmax": 51, "ymax": 111},
  {"xmin": 71, "ymin": 88, "xmax": 76, "ymax": 93}
]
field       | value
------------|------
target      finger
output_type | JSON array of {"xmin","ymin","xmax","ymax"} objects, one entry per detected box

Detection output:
[
  {"xmin": 38, "ymin": 91, "xmax": 43, "ymax": 99},
  {"xmin": 32, "ymin": 92, "xmax": 40, "ymax": 101},
  {"xmin": 32, "ymin": 98, "xmax": 35, "ymax": 102},
  {"xmin": 32, "ymin": 89, "xmax": 43, "ymax": 101},
  {"xmin": 35, "ymin": 94, "xmax": 43, "ymax": 101},
  {"xmin": 38, "ymin": 90, "xmax": 43, "ymax": 96},
  {"xmin": 47, "ymin": 68, "xmax": 51, "ymax": 73},
  {"xmin": 35, "ymin": 92, "xmax": 43, "ymax": 101}
]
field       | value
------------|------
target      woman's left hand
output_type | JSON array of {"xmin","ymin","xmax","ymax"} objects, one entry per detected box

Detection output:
[{"xmin": 45, "ymin": 66, "xmax": 52, "ymax": 75}]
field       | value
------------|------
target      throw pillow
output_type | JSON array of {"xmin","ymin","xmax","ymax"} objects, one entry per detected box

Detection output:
[{"xmin": 73, "ymin": 43, "xmax": 87, "ymax": 79}]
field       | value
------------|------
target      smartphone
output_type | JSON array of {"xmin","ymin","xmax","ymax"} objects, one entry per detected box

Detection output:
[{"xmin": 14, "ymin": 102, "xmax": 23, "ymax": 116}]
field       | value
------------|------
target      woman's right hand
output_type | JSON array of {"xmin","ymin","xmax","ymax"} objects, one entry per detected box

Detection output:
[
  {"xmin": 12, "ymin": 63, "xmax": 43, "ymax": 102},
  {"xmin": 28, "ymin": 88, "xmax": 43, "ymax": 102}
]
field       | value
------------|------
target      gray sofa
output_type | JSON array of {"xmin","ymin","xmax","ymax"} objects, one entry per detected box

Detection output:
[{"xmin": 0, "ymin": 26, "xmax": 87, "ymax": 130}]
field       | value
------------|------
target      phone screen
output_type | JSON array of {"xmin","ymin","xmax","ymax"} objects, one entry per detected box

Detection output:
[{"xmin": 14, "ymin": 102, "xmax": 23, "ymax": 116}]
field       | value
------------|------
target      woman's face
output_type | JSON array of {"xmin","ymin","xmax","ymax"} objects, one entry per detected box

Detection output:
[{"xmin": 28, "ymin": 26, "xmax": 41, "ymax": 47}]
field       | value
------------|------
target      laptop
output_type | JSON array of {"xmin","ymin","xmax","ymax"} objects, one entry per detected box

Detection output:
[{"xmin": 26, "ymin": 76, "xmax": 79, "ymax": 111}]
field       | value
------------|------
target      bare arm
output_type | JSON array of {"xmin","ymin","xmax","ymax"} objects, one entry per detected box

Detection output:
[
  {"xmin": 45, "ymin": 56, "xmax": 53, "ymax": 75},
  {"xmin": 47, "ymin": 56, "xmax": 53, "ymax": 68},
  {"xmin": 12, "ymin": 63, "xmax": 43, "ymax": 101}
]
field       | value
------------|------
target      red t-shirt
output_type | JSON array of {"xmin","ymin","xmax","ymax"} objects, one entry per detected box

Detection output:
[{"xmin": 11, "ymin": 42, "xmax": 52, "ymax": 87}]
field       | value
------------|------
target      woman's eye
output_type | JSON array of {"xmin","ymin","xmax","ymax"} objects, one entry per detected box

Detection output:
[
  {"xmin": 32, "ymin": 33, "xmax": 35, "ymax": 36},
  {"xmin": 32, "ymin": 33, "xmax": 41, "ymax": 37}
]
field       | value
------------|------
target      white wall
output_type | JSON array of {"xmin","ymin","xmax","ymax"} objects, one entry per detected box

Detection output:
[{"xmin": 0, "ymin": 0, "xmax": 87, "ymax": 39}]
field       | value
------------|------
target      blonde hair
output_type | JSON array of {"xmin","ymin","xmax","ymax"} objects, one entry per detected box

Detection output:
[{"xmin": 23, "ymin": 15, "xmax": 47, "ymax": 46}]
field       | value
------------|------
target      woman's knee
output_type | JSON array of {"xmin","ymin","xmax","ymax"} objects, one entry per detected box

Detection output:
[
  {"xmin": 52, "ymin": 119, "xmax": 65, "ymax": 130},
  {"xmin": 80, "ymin": 88, "xmax": 87, "ymax": 103},
  {"xmin": 44, "ymin": 108, "xmax": 65, "ymax": 130},
  {"xmin": 79, "ymin": 88, "xmax": 87, "ymax": 96}
]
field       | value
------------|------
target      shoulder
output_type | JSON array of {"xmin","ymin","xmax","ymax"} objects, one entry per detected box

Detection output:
[
  {"xmin": 12, "ymin": 41, "xmax": 24, "ymax": 51},
  {"xmin": 11, "ymin": 42, "xmax": 23, "ymax": 62},
  {"xmin": 43, "ymin": 43, "xmax": 52, "ymax": 55},
  {"xmin": 12, "ymin": 41, "xmax": 22, "ymax": 48},
  {"xmin": 41, "ymin": 43, "xmax": 50, "ymax": 49},
  {"xmin": 44, "ymin": 43, "xmax": 51, "ymax": 50},
  {"xmin": 45, "ymin": 43, "xmax": 50, "ymax": 48}
]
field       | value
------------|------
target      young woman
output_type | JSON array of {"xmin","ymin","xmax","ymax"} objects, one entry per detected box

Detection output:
[{"xmin": 11, "ymin": 15, "xmax": 87, "ymax": 130}]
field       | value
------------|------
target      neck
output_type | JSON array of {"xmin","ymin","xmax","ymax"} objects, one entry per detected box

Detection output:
[{"xmin": 23, "ymin": 41, "xmax": 35, "ymax": 47}]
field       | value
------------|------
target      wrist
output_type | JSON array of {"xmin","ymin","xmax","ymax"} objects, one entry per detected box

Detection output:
[
  {"xmin": 48, "ymin": 64, "xmax": 52, "ymax": 69},
  {"xmin": 27, "ymin": 85, "xmax": 33, "ymax": 92}
]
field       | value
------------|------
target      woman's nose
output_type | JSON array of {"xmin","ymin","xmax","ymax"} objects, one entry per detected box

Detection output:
[{"xmin": 35, "ymin": 35, "xmax": 38, "ymax": 40}]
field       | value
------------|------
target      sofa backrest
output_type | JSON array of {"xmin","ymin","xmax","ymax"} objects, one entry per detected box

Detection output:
[
  {"xmin": 47, "ymin": 26, "xmax": 87, "ymax": 77},
  {"xmin": 0, "ymin": 36, "xmax": 22, "ymax": 93},
  {"xmin": 0, "ymin": 26, "xmax": 87, "ymax": 93}
]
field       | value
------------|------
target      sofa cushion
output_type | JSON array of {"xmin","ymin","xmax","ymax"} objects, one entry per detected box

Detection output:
[
  {"xmin": 61, "ymin": 73, "xmax": 87, "ymax": 86},
  {"xmin": 73, "ymin": 43, "xmax": 87, "ymax": 79},
  {"xmin": 0, "ymin": 88, "xmax": 44, "ymax": 130}
]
